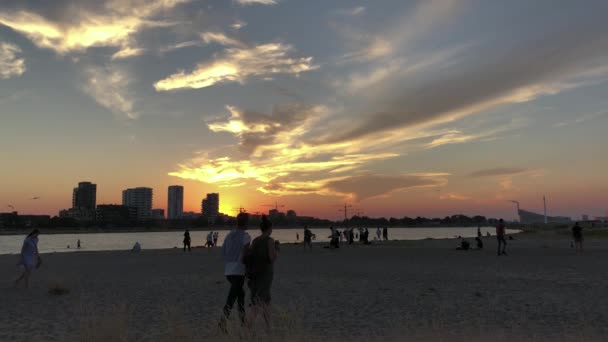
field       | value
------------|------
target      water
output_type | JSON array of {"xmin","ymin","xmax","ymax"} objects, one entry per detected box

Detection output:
[{"xmin": 0, "ymin": 227, "xmax": 518, "ymax": 255}]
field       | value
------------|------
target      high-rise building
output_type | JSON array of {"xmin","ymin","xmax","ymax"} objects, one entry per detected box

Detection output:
[
  {"xmin": 201, "ymin": 193, "xmax": 219, "ymax": 218},
  {"xmin": 167, "ymin": 185, "xmax": 184, "ymax": 220},
  {"xmin": 122, "ymin": 187, "xmax": 153, "ymax": 220},
  {"xmin": 72, "ymin": 182, "xmax": 97, "ymax": 211}
]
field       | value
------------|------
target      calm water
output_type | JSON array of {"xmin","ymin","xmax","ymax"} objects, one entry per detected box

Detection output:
[{"xmin": 0, "ymin": 227, "xmax": 519, "ymax": 255}]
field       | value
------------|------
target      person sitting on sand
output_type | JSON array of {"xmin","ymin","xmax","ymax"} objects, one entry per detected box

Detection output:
[
  {"xmin": 456, "ymin": 238, "xmax": 470, "ymax": 250},
  {"xmin": 244, "ymin": 215, "xmax": 279, "ymax": 328},
  {"xmin": 15, "ymin": 229, "xmax": 41, "ymax": 288},
  {"xmin": 496, "ymin": 219, "xmax": 507, "ymax": 256},
  {"xmin": 572, "ymin": 222, "xmax": 583, "ymax": 253},
  {"xmin": 220, "ymin": 212, "xmax": 251, "ymax": 328},
  {"xmin": 183, "ymin": 230, "xmax": 191, "ymax": 252},
  {"xmin": 131, "ymin": 241, "xmax": 142, "ymax": 252}
]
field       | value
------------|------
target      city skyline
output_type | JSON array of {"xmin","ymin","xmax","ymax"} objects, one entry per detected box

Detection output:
[{"xmin": 1, "ymin": 1, "xmax": 608, "ymax": 220}]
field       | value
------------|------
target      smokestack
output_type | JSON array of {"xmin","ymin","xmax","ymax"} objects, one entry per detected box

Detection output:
[{"xmin": 543, "ymin": 196, "xmax": 547, "ymax": 224}]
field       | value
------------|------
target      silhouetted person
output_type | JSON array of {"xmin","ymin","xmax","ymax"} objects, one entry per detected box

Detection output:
[
  {"xmin": 244, "ymin": 215, "xmax": 278, "ymax": 329},
  {"xmin": 496, "ymin": 219, "xmax": 507, "ymax": 256},
  {"xmin": 383, "ymin": 227, "xmax": 388, "ymax": 241},
  {"xmin": 477, "ymin": 226, "xmax": 482, "ymax": 239},
  {"xmin": 572, "ymin": 222, "xmax": 583, "ymax": 253},
  {"xmin": 329, "ymin": 226, "xmax": 339, "ymax": 249},
  {"xmin": 456, "ymin": 238, "xmax": 470, "ymax": 250},
  {"xmin": 220, "ymin": 213, "xmax": 251, "ymax": 329},
  {"xmin": 213, "ymin": 231, "xmax": 219, "ymax": 246},
  {"xmin": 77, "ymin": 239, "xmax": 81, "ymax": 249},
  {"xmin": 15, "ymin": 229, "xmax": 41, "ymax": 288},
  {"xmin": 303, "ymin": 226, "xmax": 313, "ymax": 251},
  {"xmin": 475, "ymin": 236, "xmax": 484, "ymax": 249},
  {"xmin": 183, "ymin": 230, "xmax": 191, "ymax": 252},
  {"xmin": 206, "ymin": 232, "xmax": 214, "ymax": 248},
  {"xmin": 296, "ymin": 232, "xmax": 299, "ymax": 241}
]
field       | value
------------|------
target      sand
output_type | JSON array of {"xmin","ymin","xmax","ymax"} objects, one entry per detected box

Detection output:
[{"xmin": 1, "ymin": 236, "xmax": 608, "ymax": 341}]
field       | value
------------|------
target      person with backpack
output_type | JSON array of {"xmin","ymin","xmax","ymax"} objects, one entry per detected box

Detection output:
[
  {"xmin": 220, "ymin": 213, "xmax": 251, "ymax": 328},
  {"xmin": 244, "ymin": 215, "xmax": 279, "ymax": 328}
]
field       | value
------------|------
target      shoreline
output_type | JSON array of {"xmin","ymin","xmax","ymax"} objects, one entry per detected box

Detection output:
[{"xmin": 0, "ymin": 225, "xmax": 506, "ymax": 236}]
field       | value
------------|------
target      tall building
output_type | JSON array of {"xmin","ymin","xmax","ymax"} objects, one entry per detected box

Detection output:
[
  {"xmin": 167, "ymin": 185, "xmax": 184, "ymax": 220},
  {"xmin": 72, "ymin": 182, "xmax": 97, "ymax": 211},
  {"xmin": 201, "ymin": 193, "xmax": 219, "ymax": 218},
  {"xmin": 122, "ymin": 187, "xmax": 153, "ymax": 220}
]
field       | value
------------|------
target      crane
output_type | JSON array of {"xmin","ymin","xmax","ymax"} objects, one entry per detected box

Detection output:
[
  {"xmin": 337, "ymin": 203, "xmax": 353, "ymax": 221},
  {"xmin": 263, "ymin": 202, "xmax": 285, "ymax": 211},
  {"xmin": 232, "ymin": 206, "xmax": 247, "ymax": 214}
]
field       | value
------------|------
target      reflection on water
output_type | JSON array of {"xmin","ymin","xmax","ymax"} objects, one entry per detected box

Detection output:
[{"xmin": 0, "ymin": 227, "xmax": 519, "ymax": 255}]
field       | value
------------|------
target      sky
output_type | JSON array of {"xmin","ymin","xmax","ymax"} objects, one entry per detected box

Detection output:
[{"xmin": 1, "ymin": 0, "xmax": 608, "ymax": 221}]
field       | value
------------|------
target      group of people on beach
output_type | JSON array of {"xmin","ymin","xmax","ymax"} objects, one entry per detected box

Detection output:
[
  {"xmin": 182, "ymin": 230, "xmax": 220, "ymax": 251},
  {"xmin": 220, "ymin": 213, "xmax": 279, "ymax": 331}
]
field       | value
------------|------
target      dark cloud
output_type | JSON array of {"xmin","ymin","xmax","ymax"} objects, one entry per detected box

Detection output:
[
  {"xmin": 325, "ymin": 174, "xmax": 443, "ymax": 200},
  {"xmin": 213, "ymin": 103, "xmax": 320, "ymax": 154},
  {"xmin": 322, "ymin": 8, "xmax": 608, "ymax": 144},
  {"xmin": 469, "ymin": 168, "xmax": 528, "ymax": 178}
]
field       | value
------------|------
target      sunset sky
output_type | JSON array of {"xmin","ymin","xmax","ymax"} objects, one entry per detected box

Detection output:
[{"xmin": 1, "ymin": 0, "xmax": 608, "ymax": 220}]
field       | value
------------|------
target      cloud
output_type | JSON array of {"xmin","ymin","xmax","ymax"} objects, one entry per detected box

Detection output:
[
  {"xmin": 0, "ymin": 0, "xmax": 188, "ymax": 58},
  {"xmin": 439, "ymin": 192, "xmax": 471, "ymax": 201},
  {"xmin": 336, "ymin": 7, "xmax": 366, "ymax": 17},
  {"xmin": 169, "ymin": 104, "xmax": 416, "ymax": 198},
  {"xmin": 236, "ymin": 0, "xmax": 277, "ymax": 5},
  {"xmin": 324, "ymin": 174, "xmax": 445, "ymax": 200},
  {"xmin": 231, "ymin": 20, "xmax": 247, "ymax": 30},
  {"xmin": 154, "ymin": 43, "xmax": 318, "ymax": 91},
  {"xmin": 0, "ymin": 42, "xmax": 25, "ymax": 79},
  {"xmin": 469, "ymin": 168, "xmax": 529, "ymax": 178},
  {"xmin": 553, "ymin": 110, "xmax": 608, "ymax": 128},
  {"xmin": 200, "ymin": 32, "xmax": 244, "ymax": 47},
  {"xmin": 83, "ymin": 65, "xmax": 137, "ymax": 119},
  {"xmin": 324, "ymin": 18, "xmax": 608, "ymax": 145}
]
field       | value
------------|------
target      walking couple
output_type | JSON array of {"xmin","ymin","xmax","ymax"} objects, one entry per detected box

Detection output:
[{"xmin": 220, "ymin": 213, "xmax": 279, "ymax": 331}]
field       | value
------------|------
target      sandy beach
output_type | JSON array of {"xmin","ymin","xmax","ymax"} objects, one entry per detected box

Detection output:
[{"xmin": 2, "ymin": 236, "xmax": 608, "ymax": 341}]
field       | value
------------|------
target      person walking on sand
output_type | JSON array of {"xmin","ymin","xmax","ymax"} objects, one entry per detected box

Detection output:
[
  {"xmin": 206, "ymin": 232, "xmax": 214, "ymax": 248},
  {"xmin": 383, "ymin": 227, "xmax": 388, "ymax": 241},
  {"xmin": 183, "ymin": 230, "xmax": 191, "ymax": 252},
  {"xmin": 220, "ymin": 213, "xmax": 252, "ymax": 329},
  {"xmin": 477, "ymin": 226, "xmax": 482, "ymax": 239},
  {"xmin": 244, "ymin": 215, "xmax": 279, "ymax": 329},
  {"xmin": 303, "ymin": 226, "xmax": 313, "ymax": 251},
  {"xmin": 77, "ymin": 239, "xmax": 81, "ymax": 249},
  {"xmin": 15, "ymin": 229, "xmax": 41, "ymax": 289},
  {"xmin": 496, "ymin": 219, "xmax": 507, "ymax": 256},
  {"xmin": 213, "ymin": 231, "xmax": 219, "ymax": 246},
  {"xmin": 376, "ymin": 227, "xmax": 382, "ymax": 240},
  {"xmin": 572, "ymin": 222, "xmax": 583, "ymax": 253}
]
